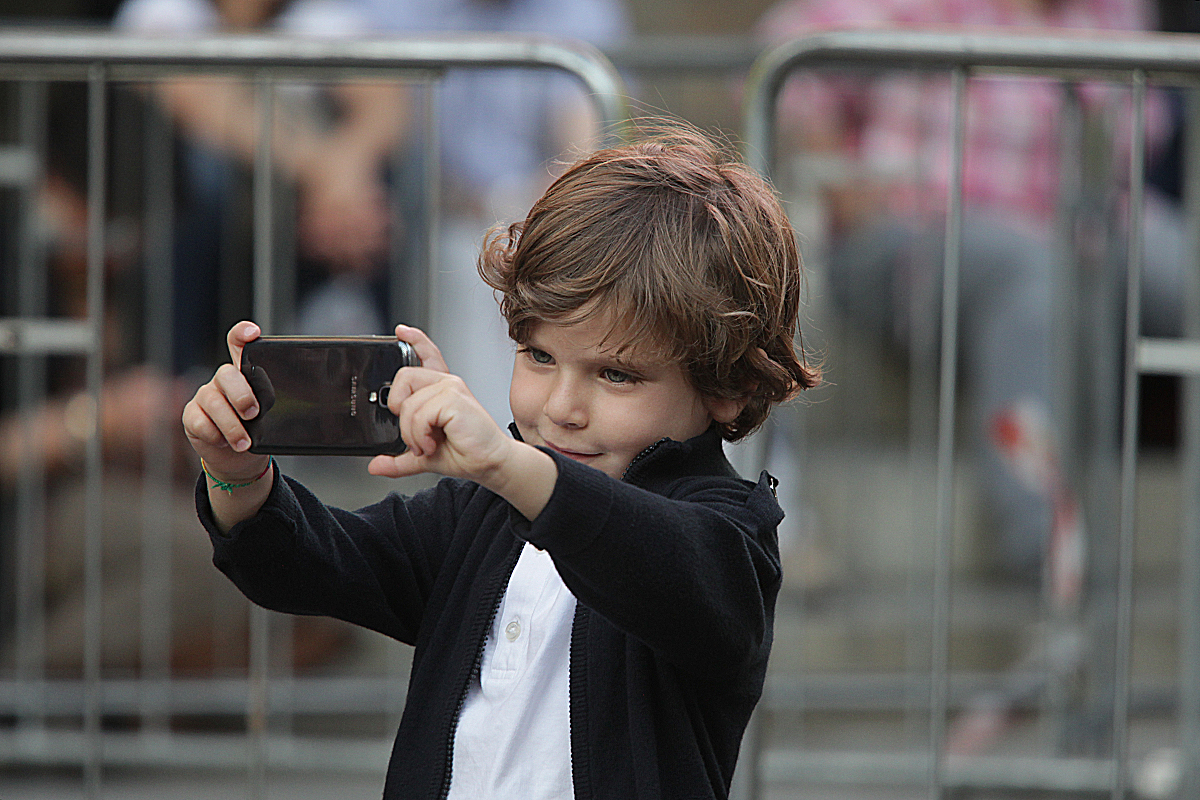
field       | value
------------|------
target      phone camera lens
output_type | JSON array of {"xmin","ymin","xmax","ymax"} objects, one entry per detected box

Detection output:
[{"xmin": 377, "ymin": 384, "xmax": 391, "ymax": 407}]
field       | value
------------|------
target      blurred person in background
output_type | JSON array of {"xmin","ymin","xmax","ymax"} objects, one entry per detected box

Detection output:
[
  {"xmin": 114, "ymin": 0, "xmax": 408, "ymax": 371},
  {"xmin": 116, "ymin": 0, "xmax": 630, "ymax": 426},
  {"xmin": 757, "ymin": 0, "xmax": 1185, "ymax": 583}
]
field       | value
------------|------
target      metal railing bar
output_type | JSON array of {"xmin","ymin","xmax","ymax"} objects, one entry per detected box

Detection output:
[
  {"xmin": 0, "ymin": 672, "xmax": 1174, "ymax": 716},
  {"xmin": 13, "ymin": 78, "xmax": 48, "ymax": 738},
  {"xmin": 83, "ymin": 61, "xmax": 107, "ymax": 800},
  {"xmin": 1179, "ymin": 84, "xmax": 1200, "ymax": 800},
  {"xmin": 247, "ymin": 72, "xmax": 276, "ymax": 800},
  {"xmin": 0, "ymin": 677, "xmax": 411, "ymax": 716},
  {"xmin": 743, "ymin": 29, "xmax": 1200, "ymax": 177},
  {"xmin": 0, "ymin": 730, "xmax": 1136, "ymax": 790},
  {"xmin": 422, "ymin": 85, "xmax": 440, "ymax": 332},
  {"xmin": 0, "ymin": 64, "xmax": 448, "ymax": 84},
  {"xmin": 139, "ymin": 98, "xmax": 176, "ymax": 733},
  {"xmin": 0, "ymin": 26, "xmax": 632, "ymax": 796},
  {"xmin": 251, "ymin": 75, "xmax": 275, "ymax": 334},
  {"xmin": 0, "ymin": 143, "xmax": 37, "ymax": 185},
  {"xmin": 0, "ymin": 318, "xmax": 97, "ymax": 354},
  {"xmin": 1111, "ymin": 69, "xmax": 1147, "ymax": 800},
  {"xmin": 1137, "ymin": 337, "xmax": 1200, "ymax": 374},
  {"xmin": 0, "ymin": 730, "xmax": 393, "ymax": 773},
  {"xmin": 0, "ymin": 31, "xmax": 627, "ymax": 137},
  {"xmin": 763, "ymin": 674, "xmax": 1178, "ymax": 714},
  {"xmin": 927, "ymin": 64, "xmax": 967, "ymax": 800},
  {"xmin": 763, "ymin": 750, "xmax": 1120, "ymax": 793},
  {"xmin": 603, "ymin": 35, "xmax": 759, "ymax": 75}
]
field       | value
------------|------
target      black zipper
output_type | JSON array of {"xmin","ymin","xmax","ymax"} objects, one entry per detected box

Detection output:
[
  {"xmin": 436, "ymin": 542, "xmax": 522, "ymax": 800},
  {"xmin": 567, "ymin": 605, "xmax": 591, "ymax": 800},
  {"xmin": 620, "ymin": 438, "xmax": 670, "ymax": 483}
]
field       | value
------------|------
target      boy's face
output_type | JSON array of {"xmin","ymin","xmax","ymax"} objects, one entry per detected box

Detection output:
[{"xmin": 509, "ymin": 315, "xmax": 737, "ymax": 479}]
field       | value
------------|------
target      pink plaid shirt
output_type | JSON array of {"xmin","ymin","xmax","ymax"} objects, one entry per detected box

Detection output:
[{"xmin": 758, "ymin": 0, "xmax": 1163, "ymax": 227}]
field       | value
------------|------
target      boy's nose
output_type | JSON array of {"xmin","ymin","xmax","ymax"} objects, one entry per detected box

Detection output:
[{"xmin": 545, "ymin": 377, "xmax": 587, "ymax": 429}]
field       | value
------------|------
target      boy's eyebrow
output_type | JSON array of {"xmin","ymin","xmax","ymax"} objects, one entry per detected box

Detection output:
[
  {"xmin": 525, "ymin": 331, "xmax": 667, "ymax": 374},
  {"xmin": 597, "ymin": 345, "xmax": 672, "ymax": 374},
  {"xmin": 601, "ymin": 351, "xmax": 646, "ymax": 373}
]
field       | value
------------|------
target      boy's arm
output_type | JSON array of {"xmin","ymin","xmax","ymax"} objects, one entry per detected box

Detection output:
[
  {"xmin": 197, "ymin": 464, "xmax": 474, "ymax": 644},
  {"xmin": 517, "ymin": 451, "xmax": 783, "ymax": 680}
]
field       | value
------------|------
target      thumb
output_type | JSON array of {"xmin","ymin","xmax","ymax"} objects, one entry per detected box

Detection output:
[{"xmin": 368, "ymin": 452, "xmax": 425, "ymax": 479}]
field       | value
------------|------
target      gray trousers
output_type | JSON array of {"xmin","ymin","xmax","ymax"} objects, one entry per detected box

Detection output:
[{"xmin": 827, "ymin": 199, "xmax": 1185, "ymax": 576}]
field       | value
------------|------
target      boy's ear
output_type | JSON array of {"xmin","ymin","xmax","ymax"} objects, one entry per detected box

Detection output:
[{"xmin": 705, "ymin": 395, "xmax": 747, "ymax": 425}]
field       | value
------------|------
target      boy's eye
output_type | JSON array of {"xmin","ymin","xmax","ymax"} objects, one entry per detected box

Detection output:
[
  {"xmin": 601, "ymin": 368, "xmax": 635, "ymax": 385},
  {"xmin": 523, "ymin": 347, "xmax": 553, "ymax": 365}
]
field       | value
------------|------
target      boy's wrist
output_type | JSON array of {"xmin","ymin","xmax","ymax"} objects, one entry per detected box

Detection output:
[
  {"xmin": 201, "ymin": 455, "xmax": 272, "ymax": 487},
  {"xmin": 483, "ymin": 440, "xmax": 557, "ymax": 522},
  {"xmin": 204, "ymin": 456, "xmax": 275, "ymax": 534}
]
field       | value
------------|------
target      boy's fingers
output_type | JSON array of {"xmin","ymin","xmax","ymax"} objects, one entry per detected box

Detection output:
[
  {"xmin": 226, "ymin": 320, "xmax": 261, "ymax": 368},
  {"xmin": 386, "ymin": 367, "xmax": 450, "ymax": 418},
  {"xmin": 184, "ymin": 397, "xmax": 251, "ymax": 454},
  {"xmin": 393, "ymin": 374, "xmax": 464, "ymax": 457},
  {"xmin": 402, "ymin": 384, "xmax": 455, "ymax": 457},
  {"xmin": 394, "ymin": 325, "xmax": 449, "ymax": 373},
  {"xmin": 194, "ymin": 381, "xmax": 255, "ymax": 452},
  {"xmin": 214, "ymin": 363, "xmax": 260, "ymax": 420},
  {"xmin": 182, "ymin": 399, "xmax": 223, "ymax": 446}
]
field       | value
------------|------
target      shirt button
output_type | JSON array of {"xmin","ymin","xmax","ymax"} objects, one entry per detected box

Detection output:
[{"xmin": 504, "ymin": 620, "xmax": 521, "ymax": 641}]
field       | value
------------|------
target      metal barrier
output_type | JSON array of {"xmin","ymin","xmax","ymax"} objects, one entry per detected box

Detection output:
[
  {"xmin": 0, "ymin": 29, "xmax": 625, "ymax": 798},
  {"xmin": 743, "ymin": 29, "xmax": 1200, "ymax": 799}
]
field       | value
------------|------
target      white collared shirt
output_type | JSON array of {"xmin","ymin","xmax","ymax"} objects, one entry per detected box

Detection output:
[{"xmin": 447, "ymin": 542, "xmax": 576, "ymax": 800}]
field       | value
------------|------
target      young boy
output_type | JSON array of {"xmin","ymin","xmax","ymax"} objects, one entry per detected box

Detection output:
[{"xmin": 182, "ymin": 123, "xmax": 819, "ymax": 799}]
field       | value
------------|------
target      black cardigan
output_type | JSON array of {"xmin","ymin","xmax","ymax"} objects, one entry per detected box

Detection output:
[{"xmin": 197, "ymin": 426, "xmax": 783, "ymax": 799}]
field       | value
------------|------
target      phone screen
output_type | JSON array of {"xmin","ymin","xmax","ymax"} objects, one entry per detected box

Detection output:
[{"xmin": 241, "ymin": 336, "xmax": 418, "ymax": 455}]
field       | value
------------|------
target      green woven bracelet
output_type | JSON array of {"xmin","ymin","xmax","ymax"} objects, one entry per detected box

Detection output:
[{"xmin": 202, "ymin": 457, "xmax": 273, "ymax": 494}]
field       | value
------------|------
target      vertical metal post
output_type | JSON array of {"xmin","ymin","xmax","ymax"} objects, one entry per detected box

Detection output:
[
  {"xmin": 1045, "ymin": 84, "xmax": 1084, "ymax": 741},
  {"xmin": 14, "ymin": 78, "xmax": 48, "ymax": 739},
  {"xmin": 421, "ymin": 83, "xmax": 440, "ymax": 332},
  {"xmin": 389, "ymin": 79, "xmax": 438, "ymax": 332},
  {"xmin": 253, "ymin": 74, "xmax": 275, "ymax": 334},
  {"xmin": 1178, "ymin": 85, "xmax": 1200, "ymax": 800},
  {"xmin": 423, "ymin": 83, "xmax": 440, "ymax": 333},
  {"xmin": 249, "ymin": 72, "xmax": 275, "ymax": 800},
  {"xmin": 929, "ymin": 66, "xmax": 968, "ymax": 800},
  {"xmin": 140, "ymin": 98, "xmax": 175, "ymax": 734},
  {"xmin": 84, "ymin": 63, "xmax": 108, "ymax": 800},
  {"xmin": 1111, "ymin": 69, "xmax": 1146, "ymax": 800}
]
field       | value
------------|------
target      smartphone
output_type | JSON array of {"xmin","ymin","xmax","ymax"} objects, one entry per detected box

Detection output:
[{"xmin": 240, "ymin": 335, "xmax": 420, "ymax": 456}]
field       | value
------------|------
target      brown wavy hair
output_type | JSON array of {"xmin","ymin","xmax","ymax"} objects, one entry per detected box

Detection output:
[{"xmin": 478, "ymin": 121, "xmax": 820, "ymax": 441}]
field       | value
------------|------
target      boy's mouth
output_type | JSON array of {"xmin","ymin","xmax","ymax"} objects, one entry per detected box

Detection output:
[{"xmin": 544, "ymin": 441, "xmax": 602, "ymax": 463}]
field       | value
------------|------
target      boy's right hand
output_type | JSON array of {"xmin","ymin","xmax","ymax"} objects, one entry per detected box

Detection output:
[{"xmin": 182, "ymin": 321, "xmax": 271, "ymax": 483}]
